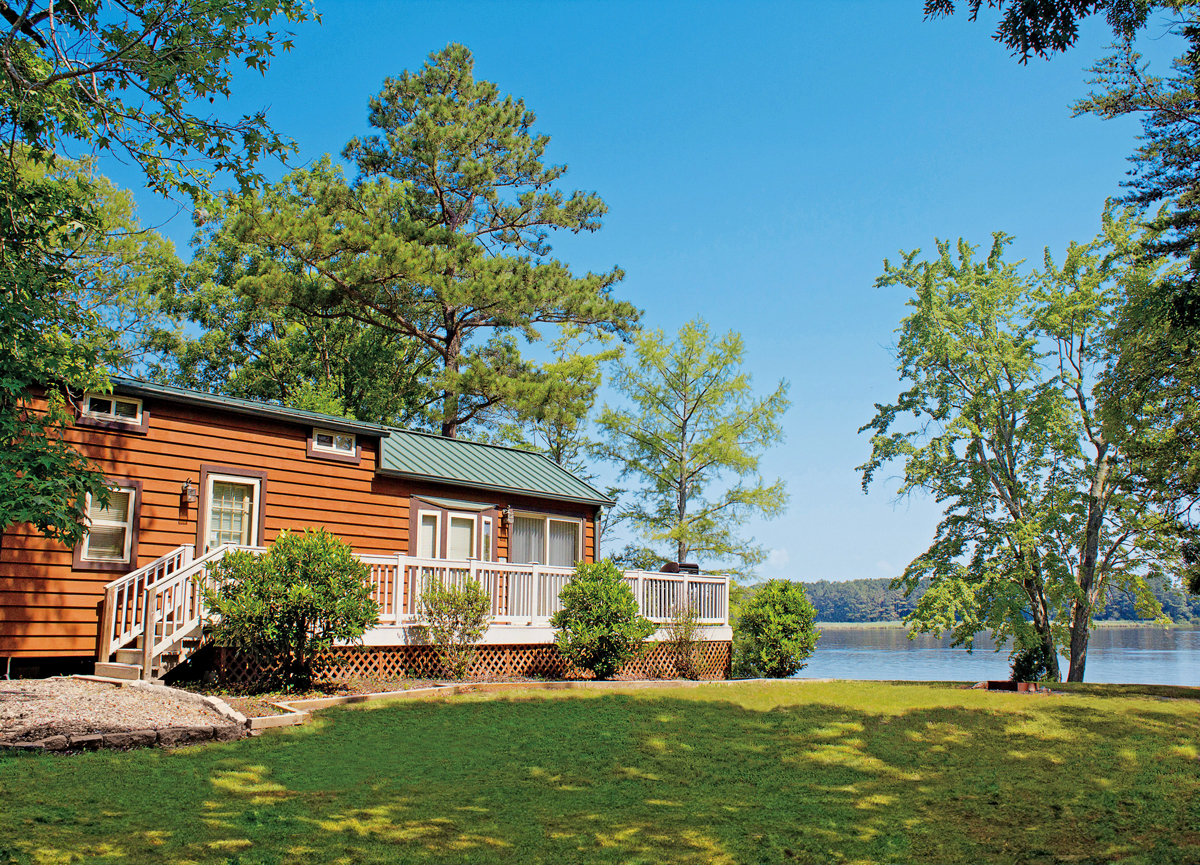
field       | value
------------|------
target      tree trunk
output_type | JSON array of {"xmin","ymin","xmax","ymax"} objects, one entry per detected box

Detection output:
[
  {"xmin": 1069, "ymin": 442, "xmax": 1112, "ymax": 682},
  {"xmin": 441, "ymin": 325, "xmax": 461, "ymax": 438},
  {"xmin": 1022, "ymin": 552, "xmax": 1061, "ymax": 681}
]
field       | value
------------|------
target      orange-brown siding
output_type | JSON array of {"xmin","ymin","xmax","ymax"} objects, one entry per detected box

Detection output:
[{"xmin": 1, "ymin": 397, "xmax": 599, "ymax": 659}]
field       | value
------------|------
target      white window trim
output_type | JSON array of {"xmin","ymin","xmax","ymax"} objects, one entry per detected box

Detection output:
[
  {"xmin": 204, "ymin": 473, "xmax": 263, "ymax": 550},
  {"xmin": 311, "ymin": 427, "xmax": 357, "ymax": 455},
  {"xmin": 445, "ymin": 511, "xmax": 479, "ymax": 562},
  {"xmin": 82, "ymin": 393, "xmax": 143, "ymax": 425},
  {"xmin": 416, "ymin": 509, "xmax": 441, "ymax": 560},
  {"xmin": 481, "ymin": 516, "xmax": 493, "ymax": 563},
  {"xmin": 512, "ymin": 512, "xmax": 583, "ymax": 567},
  {"xmin": 81, "ymin": 486, "xmax": 136, "ymax": 563}
]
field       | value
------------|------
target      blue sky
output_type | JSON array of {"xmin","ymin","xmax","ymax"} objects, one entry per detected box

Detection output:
[{"xmin": 109, "ymin": 1, "xmax": 1180, "ymax": 583}]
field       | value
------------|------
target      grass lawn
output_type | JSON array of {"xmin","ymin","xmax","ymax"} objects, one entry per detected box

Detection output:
[{"xmin": 3, "ymin": 681, "xmax": 1200, "ymax": 864}]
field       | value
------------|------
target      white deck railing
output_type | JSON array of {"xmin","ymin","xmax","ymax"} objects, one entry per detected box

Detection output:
[
  {"xmin": 102, "ymin": 547, "xmax": 730, "ymax": 675},
  {"xmin": 359, "ymin": 557, "xmax": 729, "ymax": 627}
]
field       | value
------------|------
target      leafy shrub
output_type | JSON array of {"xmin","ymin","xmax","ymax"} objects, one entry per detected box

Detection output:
[
  {"xmin": 204, "ymin": 528, "xmax": 380, "ymax": 690},
  {"xmin": 1010, "ymin": 642, "xmax": 1057, "ymax": 683},
  {"xmin": 663, "ymin": 601, "xmax": 702, "ymax": 679},
  {"xmin": 419, "ymin": 576, "xmax": 491, "ymax": 680},
  {"xmin": 734, "ymin": 579, "xmax": 820, "ymax": 678},
  {"xmin": 551, "ymin": 560, "xmax": 656, "ymax": 680}
]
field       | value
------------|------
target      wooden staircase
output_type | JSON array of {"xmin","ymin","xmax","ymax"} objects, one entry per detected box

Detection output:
[{"xmin": 96, "ymin": 543, "xmax": 265, "ymax": 681}]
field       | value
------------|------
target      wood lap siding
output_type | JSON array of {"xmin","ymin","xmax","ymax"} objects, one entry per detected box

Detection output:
[
  {"xmin": 0, "ymin": 400, "xmax": 405, "ymax": 658},
  {"xmin": 1, "ymin": 396, "xmax": 601, "ymax": 660}
]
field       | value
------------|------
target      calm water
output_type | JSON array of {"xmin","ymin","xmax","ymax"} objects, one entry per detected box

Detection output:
[{"xmin": 797, "ymin": 625, "xmax": 1200, "ymax": 685}]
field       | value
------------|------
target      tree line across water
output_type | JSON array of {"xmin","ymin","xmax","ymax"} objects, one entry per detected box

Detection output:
[{"xmin": 799, "ymin": 577, "xmax": 1200, "ymax": 625}]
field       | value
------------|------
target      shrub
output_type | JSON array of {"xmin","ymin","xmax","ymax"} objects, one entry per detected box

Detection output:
[
  {"xmin": 551, "ymin": 560, "xmax": 656, "ymax": 680},
  {"xmin": 1010, "ymin": 642, "xmax": 1057, "ymax": 683},
  {"xmin": 204, "ymin": 528, "xmax": 380, "ymax": 690},
  {"xmin": 663, "ymin": 601, "xmax": 702, "ymax": 679},
  {"xmin": 419, "ymin": 576, "xmax": 491, "ymax": 680},
  {"xmin": 734, "ymin": 579, "xmax": 820, "ymax": 678}
]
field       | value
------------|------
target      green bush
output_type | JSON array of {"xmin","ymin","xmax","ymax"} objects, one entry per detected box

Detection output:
[
  {"xmin": 734, "ymin": 579, "xmax": 820, "ymax": 678},
  {"xmin": 663, "ymin": 601, "xmax": 702, "ymax": 679},
  {"xmin": 1010, "ymin": 642, "xmax": 1058, "ymax": 683},
  {"xmin": 204, "ymin": 528, "xmax": 380, "ymax": 689},
  {"xmin": 551, "ymin": 560, "xmax": 656, "ymax": 680},
  {"xmin": 418, "ymin": 577, "xmax": 491, "ymax": 680}
]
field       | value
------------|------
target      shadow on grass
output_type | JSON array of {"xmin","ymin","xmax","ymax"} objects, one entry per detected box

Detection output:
[{"xmin": 2, "ymin": 684, "xmax": 1200, "ymax": 864}]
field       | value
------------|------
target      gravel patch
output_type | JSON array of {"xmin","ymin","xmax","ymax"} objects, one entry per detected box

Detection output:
[{"xmin": 0, "ymin": 677, "xmax": 228, "ymax": 743}]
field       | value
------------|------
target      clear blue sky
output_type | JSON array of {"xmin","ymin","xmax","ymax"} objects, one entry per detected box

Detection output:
[{"xmin": 109, "ymin": 1, "xmax": 1178, "ymax": 583}]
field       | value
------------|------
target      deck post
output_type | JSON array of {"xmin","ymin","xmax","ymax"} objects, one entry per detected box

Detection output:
[
  {"xmin": 181, "ymin": 544, "xmax": 194, "ymax": 569},
  {"xmin": 98, "ymin": 586, "xmax": 117, "ymax": 663},
  {"xmin": 141, "ymin": 584, "xmax": 157, "ymax": 679},
  {"xmin": 636, "ymin": 572, "xmax": 645, "ymax": 619}
]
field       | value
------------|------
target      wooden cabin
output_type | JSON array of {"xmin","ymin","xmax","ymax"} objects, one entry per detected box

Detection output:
[{"xmin": 0, "ymin": 379, "xmax": 732, "ymax": 680}]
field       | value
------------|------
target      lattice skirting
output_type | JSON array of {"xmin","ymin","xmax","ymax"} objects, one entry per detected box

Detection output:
[{"xmin": 217, "ymin": 641, "xmax": 731, "ymax": 687}]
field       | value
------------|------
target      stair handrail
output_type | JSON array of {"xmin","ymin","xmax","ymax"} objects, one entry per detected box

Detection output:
[{"xmin": 101, "ymin": 543, "xmax": 267, "ymax": 665}]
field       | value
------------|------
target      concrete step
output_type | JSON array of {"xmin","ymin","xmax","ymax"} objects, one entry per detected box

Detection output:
[
  {"xmin": 93, "ymin": 662, "xmax": 142, "ymax": 680},
  {"xmin": 114, "ymin": 649, "xmax": 143, "ymax": 665}
]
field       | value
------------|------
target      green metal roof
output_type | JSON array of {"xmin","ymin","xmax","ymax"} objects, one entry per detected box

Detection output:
[
  {"xmin": 380, "ymin": 431, "xmax": 613, "ymax": 507},
  {"xmin": 110, "ymin": 377, "xmax": 392, "ymax": 438}
]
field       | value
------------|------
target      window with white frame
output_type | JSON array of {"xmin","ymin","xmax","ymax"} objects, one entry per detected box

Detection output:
[
  {"xmin": 83, "ymin": 393, "xmax": 143, "ymax": 425},
  {"xmin": 417, "ymin": 511, "xmax": 440, "ymax": 559},
  {"xmin": 510, "ymin": 514, "xmax": 581, "ymax": 567},
  {"xmin": 481, "ymin": 517, "xmax": 493, "ymax": 563},
  {"xmin": 312, "ymin": 428, "xmax": 356, "ymax": 456},
  {"xmin": 82, "ymin": 486, "xmax": 137, "ymax": 562},
  {"xmin": 447, "ymin": 514, "xmax": 476, "ymax": 560},
  {"xmin": 205, "ymin": 474, "xmax": 261, "ymax": 550}
]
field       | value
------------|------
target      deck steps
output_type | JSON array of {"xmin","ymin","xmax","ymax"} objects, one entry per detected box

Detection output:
[{"xmin": 93, "ymin": 662, "xmax": 142, "ymax": 680}]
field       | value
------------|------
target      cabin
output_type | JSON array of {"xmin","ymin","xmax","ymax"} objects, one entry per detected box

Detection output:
[{"xmin": 0, "ymin": 379, "xmax": 732, "ymax": 681}]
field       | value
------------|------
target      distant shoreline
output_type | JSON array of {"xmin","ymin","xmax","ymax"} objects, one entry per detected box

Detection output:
[{"xmin": 814, "ymin": 620, "xmax": 1199, "ymax": 629}]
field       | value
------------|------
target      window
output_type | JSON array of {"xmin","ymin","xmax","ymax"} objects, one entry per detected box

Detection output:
[
  {"xmin": 417, "ymin": 512, "xmax": 440, "ymax": 559},
  {"xmin": 511, "ymin": 516, "xmax": 545, "ymax": 565},
  {"xmin": 312, "ymin": 428, "xmax": 356, "ymax": 455},
  {"xmin": 509, "ymin": 514, "xmax": 582, "ymax": 567},
  {"xmin": 481, "ymin": 518, "xmax": 493, "ymax": 563},
  {"xmin": 81, "ymin": 486, "xmax": 136, "ymax": 563},
  {"xmin": 203, "ymin": 473, "xmax": 262, "ymax": 550},
  {"xmin": 448, "ymin": 515, "xmax": 476, "ymax": 560},
  {"xmin": 82, "ymin": 393, "xmax": 144, "ymax": 426}
]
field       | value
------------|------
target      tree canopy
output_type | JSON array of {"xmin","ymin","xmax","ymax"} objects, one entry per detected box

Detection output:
[
  {"xmin": 218, "ymin": 45, "xmax": 638, "ymax": 438},
  {"xmin": 859, "ymin": 211, "xmax": 1189, "ymax": 681},
  {"xmin": 595, "ymin": 319, "xmax": 789, "ymax": 574}
]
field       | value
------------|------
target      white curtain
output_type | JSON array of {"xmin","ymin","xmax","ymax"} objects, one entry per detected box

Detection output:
[
  {"xmin": 418, "ymin": 514, "xmax": 438, "ymax": 558},
  {"xmin": 547, "ymin": 520, "xmax": 579, "ymax": 567},
  {"xmin": 511, "ymin": 516, "xmax": 545, "ymax": 564}
]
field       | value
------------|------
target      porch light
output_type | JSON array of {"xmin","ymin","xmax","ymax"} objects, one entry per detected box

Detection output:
[
  {"xmin": 503, "ymin": 505, "xmax": 514, "ymax": 527},
  {"xmin": 181, "ymin": 479, "xmax": 198, "ymax": 504}
]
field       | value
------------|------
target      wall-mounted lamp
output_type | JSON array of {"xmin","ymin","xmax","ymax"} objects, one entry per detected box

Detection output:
[
  {"xmin": 502, "ymin": 505, "xmax": 514, "ymax": 527},
  {"xmin": 181, "ymin": 479, "xmax": 198, "ymax": 505}
]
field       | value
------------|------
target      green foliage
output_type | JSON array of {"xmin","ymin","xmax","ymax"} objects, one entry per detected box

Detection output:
[
  {"xmin": 203, "ymin": 529, "xmax": 379, "ymax": 689},
  {"xmin": 418, "ymin": 577, "xmax": 492, "ymax": 680},
  {"xmin": 1, "ymin": 0, "xmax": 310, "ymax": 545},
  {"xmin": 595, "ymin": 318, "xmax": 790, "ymax": 573},
  {"xmin": 1010, "ymin": 642, "xmax": 1057, "ymax": 683},
  {"xmin": 923, "ymin": 1, "xmax": 1149, "ymax": 64},
  {"xmin": 219, "ymin": 45, "xmax": 638, "ymax": 438},
  {"xmin": 860, "ymin": 210, "xmax": 1190, "ymax": 681},
  {"xmin": 1, "ymin": 0, "xmax": 316, "ymax": 198},
  {"xmin": 550, "ymin": 560, "xmax": 655, "ymax": 680},
  {"xmin": 147, "ymin": 200, "xmax": 436, "ymax": 426},
  {"xmin": 662, "ymin": 603, "xmax": 702, "ymax": 679},
  {"xmin": 734, "ymin": 579, "xmax": 820, "ymax": 678}
]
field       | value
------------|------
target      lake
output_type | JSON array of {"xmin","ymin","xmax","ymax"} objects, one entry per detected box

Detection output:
[{"xmin": 798, "ymin": 625, "xmax": 1200, "ymax": 685}]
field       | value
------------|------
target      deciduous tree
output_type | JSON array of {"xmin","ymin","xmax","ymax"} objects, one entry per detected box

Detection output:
[
  {"xmin": 859, "ymin": 212, "xmax": 1186, "ymax": 681},
  {"xmin": 595, "ymin": 319, "xmax": 789, "ymax": 574}
]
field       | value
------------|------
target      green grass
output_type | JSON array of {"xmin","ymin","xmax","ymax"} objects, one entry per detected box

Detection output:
[{"xmin": 3, "ymin": 681, "xmax": 1200, "ymax": 864}]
